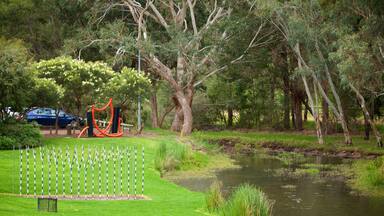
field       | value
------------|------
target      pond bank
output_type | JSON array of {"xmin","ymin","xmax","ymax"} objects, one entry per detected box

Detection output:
[
  {"xmin": 170, "ymin": 143, "xmax": 384, "ymax": 216},
  {"xmin": 210, "ymin": 138, "xmax": 382, "ymax": 159},
  {"xmin": 193, "ymin": 134, "xmax": 384, "ymax": 198}
]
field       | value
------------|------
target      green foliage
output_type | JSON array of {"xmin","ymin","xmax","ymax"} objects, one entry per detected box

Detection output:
[
  {"xmin": 329, "ymin": 33, "xmax": 377, "ymax": 89},
  {"xmin": 219, "ymin": 184, "xmax": 273, "ymax": 216},
  {"xmin": 0, "ymin": 136, "xmax": 16, "ymax": 150},
  {"xmin": 103, "ymin": 67, "xmax": 151, "ymax": 106},
  {"xmin": 31, "ymin": 78, "xmax": 64, "ymax": 108},
  {"xmin": 0, "ymin": 37, "xmax": 33, "ymax": 116},
  {"xmin": 32, "ymin": 56, "xmax": 114, "ymax": 115},
  {"xmin": 205, "ymin": 181, "xmax": 225, "ymax": 212},
  {"xmin": 0, "ymin": 121, "xmax": 42, "ymax": 149}
]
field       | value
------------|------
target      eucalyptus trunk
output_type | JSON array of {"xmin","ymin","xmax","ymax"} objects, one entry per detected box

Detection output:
[
  {"xmin": 300, "ymin": 61, "xmax": 323, "ymax": 144},
  {"xmin": 175, "ymin": 90, "xmax": 193, "ymax": 136},
  {"xmin": 315, "ymin": 43, "xmax": 352, "ymax": 145},
  {"xmin": 227, "ymin": 107, "xmax": 233, "ymax": 128},
  {"xmin": 150, "ymin": 89, "xmax": 159, "ymax": 128},
  {"xmin": 171, "ymin": 105, "xmax": 183, "ymax": 132},
  {"xmin": 295, "ymin": 43, "xmax": 352, "ymax": 145},
  {"xmin": 349, "ymin": 83, "xmax": 383, "ymax": 147}
]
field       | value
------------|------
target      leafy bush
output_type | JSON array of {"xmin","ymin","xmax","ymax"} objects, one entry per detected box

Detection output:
[
  {"xmin": 205, "ymin": 181, "xmax": 225, "ymax": 212},
  {"xmin": 0, "ymin": 122, "xmax": 42, "ymax": 149},
  {"xmin": 0, "ymin": 136, "xmax": 16, "ymax": 150},
  {"xmin": 219, "ymin": 184, "xmax": 272, "ymax": 216}
]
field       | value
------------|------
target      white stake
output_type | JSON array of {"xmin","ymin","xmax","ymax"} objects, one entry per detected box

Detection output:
[
  {"xmin": 134, "ymin": 146, "xmax": 137, "ymax": 198},
  {"xmin": 127, "ymin": 147, "xmax": 130, "ymax": 195},
  {"xmin": 19, "ymin": 146, "xmax": 22, "ymax": 195},
  {"xmin": 26, "ymin": 146, "xmax": 29, "ymax": 195},
  {"xmin": 142, "ymin": 146, "xmax": 145, "ymax": 195},
  {"xmin": 47, "ymin": 148, "xmax": 51, "ymax": 197},
  {"xmin": 33, "ymin": 148, "xmax": 36, "ymax": 197},
  {"xmin": 40, "ymin": 147, "xmax": 44, "ymax": 196}
]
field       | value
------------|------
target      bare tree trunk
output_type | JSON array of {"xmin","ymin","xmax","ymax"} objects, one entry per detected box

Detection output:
[
  {"xmin": 283, "ymin": 94, "xmax": 290, "ymax": 129},
  {"xmin": 349, "ymin": 83, "xmax": 383, "ymax": 147},
  {"xmin": 150, "ymin": 89, "xmax": 159, "ymax": 128},
  {"xmin": 158, "ymin": 104, "xmax": 175, "ymax": 128},
  {"xmin": 314, "ymin": 43, "xmax": 352, "ymax": 145},
  {"xmin": 304, "ymin": 105, "xmax": 308, "ymax": 122},
  {"xmin": 171, "ymin": 103, "xmax": 183, "ymax": 132},
  {"xmin": 293, "ymin": 93, "xmax": 303, "ymax": 130},
  {"xmin": 175, "ymin": 90, "xmax": 193, "ymax": 136},
  {"xmin": 294, "ymin": 43, "xmax": 352, "ymax": 145},
  {"xmin": 322, "ymin": 81, "xmax": 330, "ymax": 134},
  {"xmin": 227, "ymin": 107, "xmax": 233, "ymax": 128},
  {"xmin": 364, "ymin": 114, "xmax": 370, "ymax": 140},
  {"xmin": 300, "ymin": 60, "xmax": 323, "ymax": 144},
  {"xmin": 291, "ymin": 98, "xmax": 296, "ymax": 129}
]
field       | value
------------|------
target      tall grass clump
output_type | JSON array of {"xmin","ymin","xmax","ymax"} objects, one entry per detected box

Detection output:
[
  {"xmin": 205, "ymin": 181, "xmax": 224, "ymax": 212},
  {"xmin": 354, "ymin": 156, "xmax": 384, "ymax": 191},
  {"xmin": 154, "ymin": 142, "xmax": 188, "ymax": 176},
  {"xmin": 205, "ymin": 183, "xmax": 273, "ymax": 216}
]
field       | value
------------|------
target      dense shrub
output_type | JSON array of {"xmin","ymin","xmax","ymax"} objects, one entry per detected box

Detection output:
[
  {"xmin": 0, "ymin": 122, "xmax": 42, "ymax": 149},
  {"xmin": 206, "ymin": 183, "xmax": 273, "ymax": 216}
]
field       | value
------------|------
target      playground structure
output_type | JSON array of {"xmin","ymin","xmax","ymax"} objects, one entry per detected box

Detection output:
[{"xmin": 78, "ymin": 98, "xmax": 123, "ymax": 138}]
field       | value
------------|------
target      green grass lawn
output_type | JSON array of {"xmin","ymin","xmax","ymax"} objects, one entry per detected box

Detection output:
[{"xmin": 0, "ymin": 134, "xmax": 207, "ymax": 216}]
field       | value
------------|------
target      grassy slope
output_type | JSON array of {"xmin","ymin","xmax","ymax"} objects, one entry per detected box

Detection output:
[
  {"xmin": 192, "ymin": 130, "xmax": 384, "ymax": 154},
  {"xmin": 0, "ymin": 135, "xmax": 206, "ymax": 216}
]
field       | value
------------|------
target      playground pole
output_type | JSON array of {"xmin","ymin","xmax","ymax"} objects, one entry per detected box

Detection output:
[
  {"xmin": 137, "ymin": 50, "xmax": 142, "ymax": 131},
  {"xmin": 87, "ymin": 112, "xmax": 94, "ymax": 137}
]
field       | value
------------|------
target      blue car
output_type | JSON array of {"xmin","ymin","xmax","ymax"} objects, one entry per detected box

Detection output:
[{"xmin": 27, "ymin": 108, "xmax": 82, "ymax": 128}]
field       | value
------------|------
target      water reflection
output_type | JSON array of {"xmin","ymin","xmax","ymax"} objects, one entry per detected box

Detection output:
[{"xmin": 173, "ymin": 153, "xmax": 384, "ymax": 216}]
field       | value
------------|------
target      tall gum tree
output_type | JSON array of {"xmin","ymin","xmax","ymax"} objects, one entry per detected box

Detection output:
[
  {"xmin": 93, "ymin": 0, "xmax": 267, "ymax": 135},
  {"xmin": 330, "ymin": 33, "xmax": 383, "ymax": 147},
  {"xmin": 259, "ymin": 0, "xmax": 353, "ymax": 145}
]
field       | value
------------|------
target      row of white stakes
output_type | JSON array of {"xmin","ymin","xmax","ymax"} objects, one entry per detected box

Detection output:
[{"xmin": 18, "ymin": 145, "xmax": 144, "ymax": 198}]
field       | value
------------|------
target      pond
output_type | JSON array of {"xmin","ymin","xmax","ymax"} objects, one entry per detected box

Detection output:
[{"xmin": 173, "ymin": 152, "xmax": 384, "ymax": 216}]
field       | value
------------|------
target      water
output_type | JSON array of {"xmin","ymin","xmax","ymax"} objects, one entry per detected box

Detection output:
[{"xmin": 173, "ymin": 153, "xmax": 384, "ymax": 216}]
